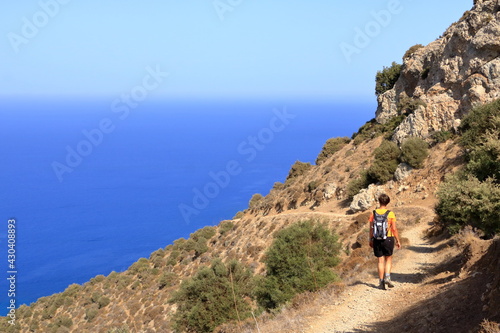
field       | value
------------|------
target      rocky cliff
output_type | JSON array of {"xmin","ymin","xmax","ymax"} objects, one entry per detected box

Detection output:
[{"xmin": 377, "ymin": 0, "xmax": 500, "ymax": 143}]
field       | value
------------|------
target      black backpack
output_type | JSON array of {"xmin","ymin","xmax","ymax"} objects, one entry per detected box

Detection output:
[{"xmin": 373, "ymin": 210, "xmax": 390, "ymax": 240}]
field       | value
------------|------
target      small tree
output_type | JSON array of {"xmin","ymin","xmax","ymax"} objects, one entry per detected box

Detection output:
[{"xmin": 375, "ymin": 62, "xmax": 402, "ymax": 96}]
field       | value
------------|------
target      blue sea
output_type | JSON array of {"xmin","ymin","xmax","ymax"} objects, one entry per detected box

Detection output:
[{"xmin": 0, "ymin": 97, "xmax": 374, "ymax": 314}]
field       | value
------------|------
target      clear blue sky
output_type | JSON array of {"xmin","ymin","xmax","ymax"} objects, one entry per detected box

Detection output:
[{"xmin": 1, "ymin": 0, "xmax": 472, "ymax": 101}]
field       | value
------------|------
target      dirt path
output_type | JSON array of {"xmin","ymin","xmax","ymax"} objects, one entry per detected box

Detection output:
[{"xmin": 303, "ymin": 218, "xmax": 446, "ymax": 333}]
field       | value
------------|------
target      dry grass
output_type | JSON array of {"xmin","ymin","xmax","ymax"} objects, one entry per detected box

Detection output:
[{"xmin": 479, "ymin": 320, "xmax": 500, "ymax": 333}]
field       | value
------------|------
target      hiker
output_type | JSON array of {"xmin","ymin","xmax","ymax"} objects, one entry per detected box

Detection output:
[{"xmin": 369, "ymin": 193, "xmax": 401, "ymax": 290}]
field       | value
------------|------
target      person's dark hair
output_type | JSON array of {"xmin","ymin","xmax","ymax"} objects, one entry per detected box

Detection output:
[{"xmin": 378, "ymin": 193, "xmax": 390, "ymax": 206}]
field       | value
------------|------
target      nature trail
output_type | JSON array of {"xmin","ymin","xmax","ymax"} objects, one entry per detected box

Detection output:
[{"xmin": 303, "ymin": 208, "xmax": 441, "ymax": 333}]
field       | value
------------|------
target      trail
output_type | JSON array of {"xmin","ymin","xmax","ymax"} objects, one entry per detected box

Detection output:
[{"xmin": 302, "ymin": 209, "xmax": 445, "ymax": 333}]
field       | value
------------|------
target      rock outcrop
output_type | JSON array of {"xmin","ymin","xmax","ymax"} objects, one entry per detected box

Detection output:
[{"xmin": 376, "ymin": 0, "xmax": 500, "ymax": 143}]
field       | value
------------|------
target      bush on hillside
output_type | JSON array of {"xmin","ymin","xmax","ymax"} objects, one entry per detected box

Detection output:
[
  {"xmin": 170, "ymin": 259, "xmax": 254, "ymax": 333},
  {"xmin": 460, "ymin": 100, "xmax": 500, "ymax": 182},
  {"xmin": 400, "ymin": 137, "xmax": 429, "ymax": 169},
  {"xmin": 286, "ymin": 161, "xmax": 313, "ymax": 181},
  {"xmin": 430, "ymin": 130, "xmax": 453, "ymax": 145},
  {"xmin": 403, "ymin": 44, "xmax": 424, "ymax": 59},
  {"xmin": 255, "ymin": 220, "xmax": 340, "ymax": 310},
  {"xmin": 346, "ymin": 171, "xmax": 370, "ymax": 199},
  {"xmin": 352, "ymin": 115, "xmax": 406, "ymax": 145},
  {"xmin": 219, "ymin": 220, "xmax": 235, "ymax": 235},
  {"xmin": 316, "ymin": 137, "xmax": 351, "ymax": 165},
  {"xmin": 367, "ymin": 140, "xmax": 400, "ymax": 184},
  {"xmin": 397, "ymin": 97, "xmax": 427, "ymax": 115},
  {"xmin": 249, "ymin": 193, "xmax": 264, "ymax": 209},
  {"xmin": 436, "ymin": 99, "xmax": 500, "ymax": 236},
  {"xmin": 375, "ymin": 62, "xmax": 402, "ymax": 96},
  {"xmin": 436, "ymin": 173, "xmax": 500, "ymax": 237}
]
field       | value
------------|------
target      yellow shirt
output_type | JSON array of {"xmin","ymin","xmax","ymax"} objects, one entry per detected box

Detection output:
[{"xmin": 369, "ymin": 209, "xmax": 396, "ymax": 237}]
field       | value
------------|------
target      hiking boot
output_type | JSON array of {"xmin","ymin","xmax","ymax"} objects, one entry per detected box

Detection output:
[
  {"xmin": 385, "ymin": 277, "xmax": 394, "ymax": 288},
  {"xmin": 379, "ymin": 280, "xmax": 386, "ymax": 290}
]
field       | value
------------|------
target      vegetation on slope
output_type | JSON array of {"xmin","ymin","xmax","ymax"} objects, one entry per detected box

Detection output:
[{"xmin": 436, "ymin": 99, "xmax": 500, "ymax": 237}]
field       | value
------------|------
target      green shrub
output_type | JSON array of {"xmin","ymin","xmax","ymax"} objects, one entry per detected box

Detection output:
[
  {"xmin": 436, "ymin": 174, "xmax": 500, "ymax": 236},
  {"xmin": 219, "ymin": 220, "xmax": 235, "ymax": 235},
  {"xmin": 307, "ymin": 180, "xmax": 320, "ymax": 192},
  {"xmin": 466, "ymin": 139, "xmax": 500, "ymax": 182},
  {"xmin": 249, "ymin": 193, "xmax": 264, "ymax": 209},
  {"xmin": 430, "ymin": 130, "xmax": 452, "ymax": 144},
  {"xmin": 367, "ymin": 140, "xmax": 400, "ymax": 184},
  {"xmin": 255, "ymin": 220, "xmax": 340, "ymax": 310},
  {"xmin": 352, "ymin": 115, "xmax": 406, "ymax": 145},
  {"xmin": 286, "ymin": 161, "xmax": 313, "ymax": 181},
  {"xmin": 193, "ymin": 237, "xmax": 209, "ymax": 257},
  {"xmin": 397, "ymin": 97, "xmax": 426, "ymax": 115},
  {"xmin": 233, "ymin": 211, "xmax": 244, "ymax": 219},
  {"xmin": 191, "ymin": 226, "xmax": 216, "ymax": 242},
  {"xmin": 170, "ymin": 259, "xmax": 254, "ymax": 333},
  {"xmin": 460, "ymin": 99, "xmax": 500, "ymax": 149},
  {"xmin": 400, "ymin": 137, "xmax": 429, "ymax": 169},
  {"xmin": 167, "ymin": 250, "xmax": 181, "ymax": 266},
  {"xmin": 158, "ymin": 272, "xmax": 178, "ymax": 289},
  {"xmin": 375, "ymin": 61, "xmax": 402, "ymax": 96},
  {"xmin": 316, "ymin": 137, "xmax": 351, "ymax": 165},
  {"xmin": 403, "ymin": 44, "xmax": 424, "ymax": 59},
  {"xmin": 460, "ymin": 101, "xmax": 500, "ymax": 182},
  {"xmin": 54, "ymin": 315, "xmax": 73, "ymax": 328},
  {"xmin": 85, "ymin": 305, "xmax": 99, "ymax": 322},
  {"xmin": 347, "ymin": 171, "xmax": 370, "ymax": 199},
  {"xmin": 98, "ymin": 296, "xmax": 111, "ymax": 309},
  {"xmin": 128, "ymin": 258, "xmax": 150, "ymax": 275}
]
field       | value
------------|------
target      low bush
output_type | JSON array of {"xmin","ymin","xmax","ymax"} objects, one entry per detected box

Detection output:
[
  {"xmin": 352, "ymin": 115, "xmax": 406, "ymax": 145},
  {"xmin": 191, "ymin": 226, "xmax": 216, "ymax": 242},
  {"xmin": 436, "ymin": 173, "xmax": 500, "ymax": 237},
  {"xmin": 249, "ymin": 193, "xmax": 264, "ymax": 209},
  {"xmin": 403, "ymin": 44, "xmax": 424, "ymax": 59},
  {"xmin": 437, "ymin": 100, "xmax": 500, "ymax": 236},
  {"xmin": 400, "ymin": 137, "xmax": 429, "ymax": 169},
  {"xmin": 255, "ymin": 220, "xmax": 340, "ymax": 310},
  {"xmin": 430, "ymin": 130, "xmax": 452, "ymax": 145},
  {"xmin": 397, "ymin": 97, "xmax": 426, "ymax": 115},
  {"xmin": 346, "ymin": 171, "xmax": 370, "ymax": 199},
  {"xmin": 460, "ymin": 102, "xmax": 500, "ymax": 182},
  {"xmin": 219, "ymin": 220, "xmax": 235, "ymax": 235},
  {"xmin": 170, "ymin": 259, "xmax": 254, "ymax": 333},
  {"xmin": 316, "ymin": 137, "xmax": 350, "ymax": 165},
  {"xmin": 367, "ymin": 140, "xmax": 400, "ymax": 184},
  {"xmin": 286, "ymin": 161, "xmax": 313, "ymax": 181}
]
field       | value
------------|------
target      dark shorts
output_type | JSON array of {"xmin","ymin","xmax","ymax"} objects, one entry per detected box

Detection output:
[{"xmin": 373, "ymin": 237, "xmax": 395, "ymax": 257}]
